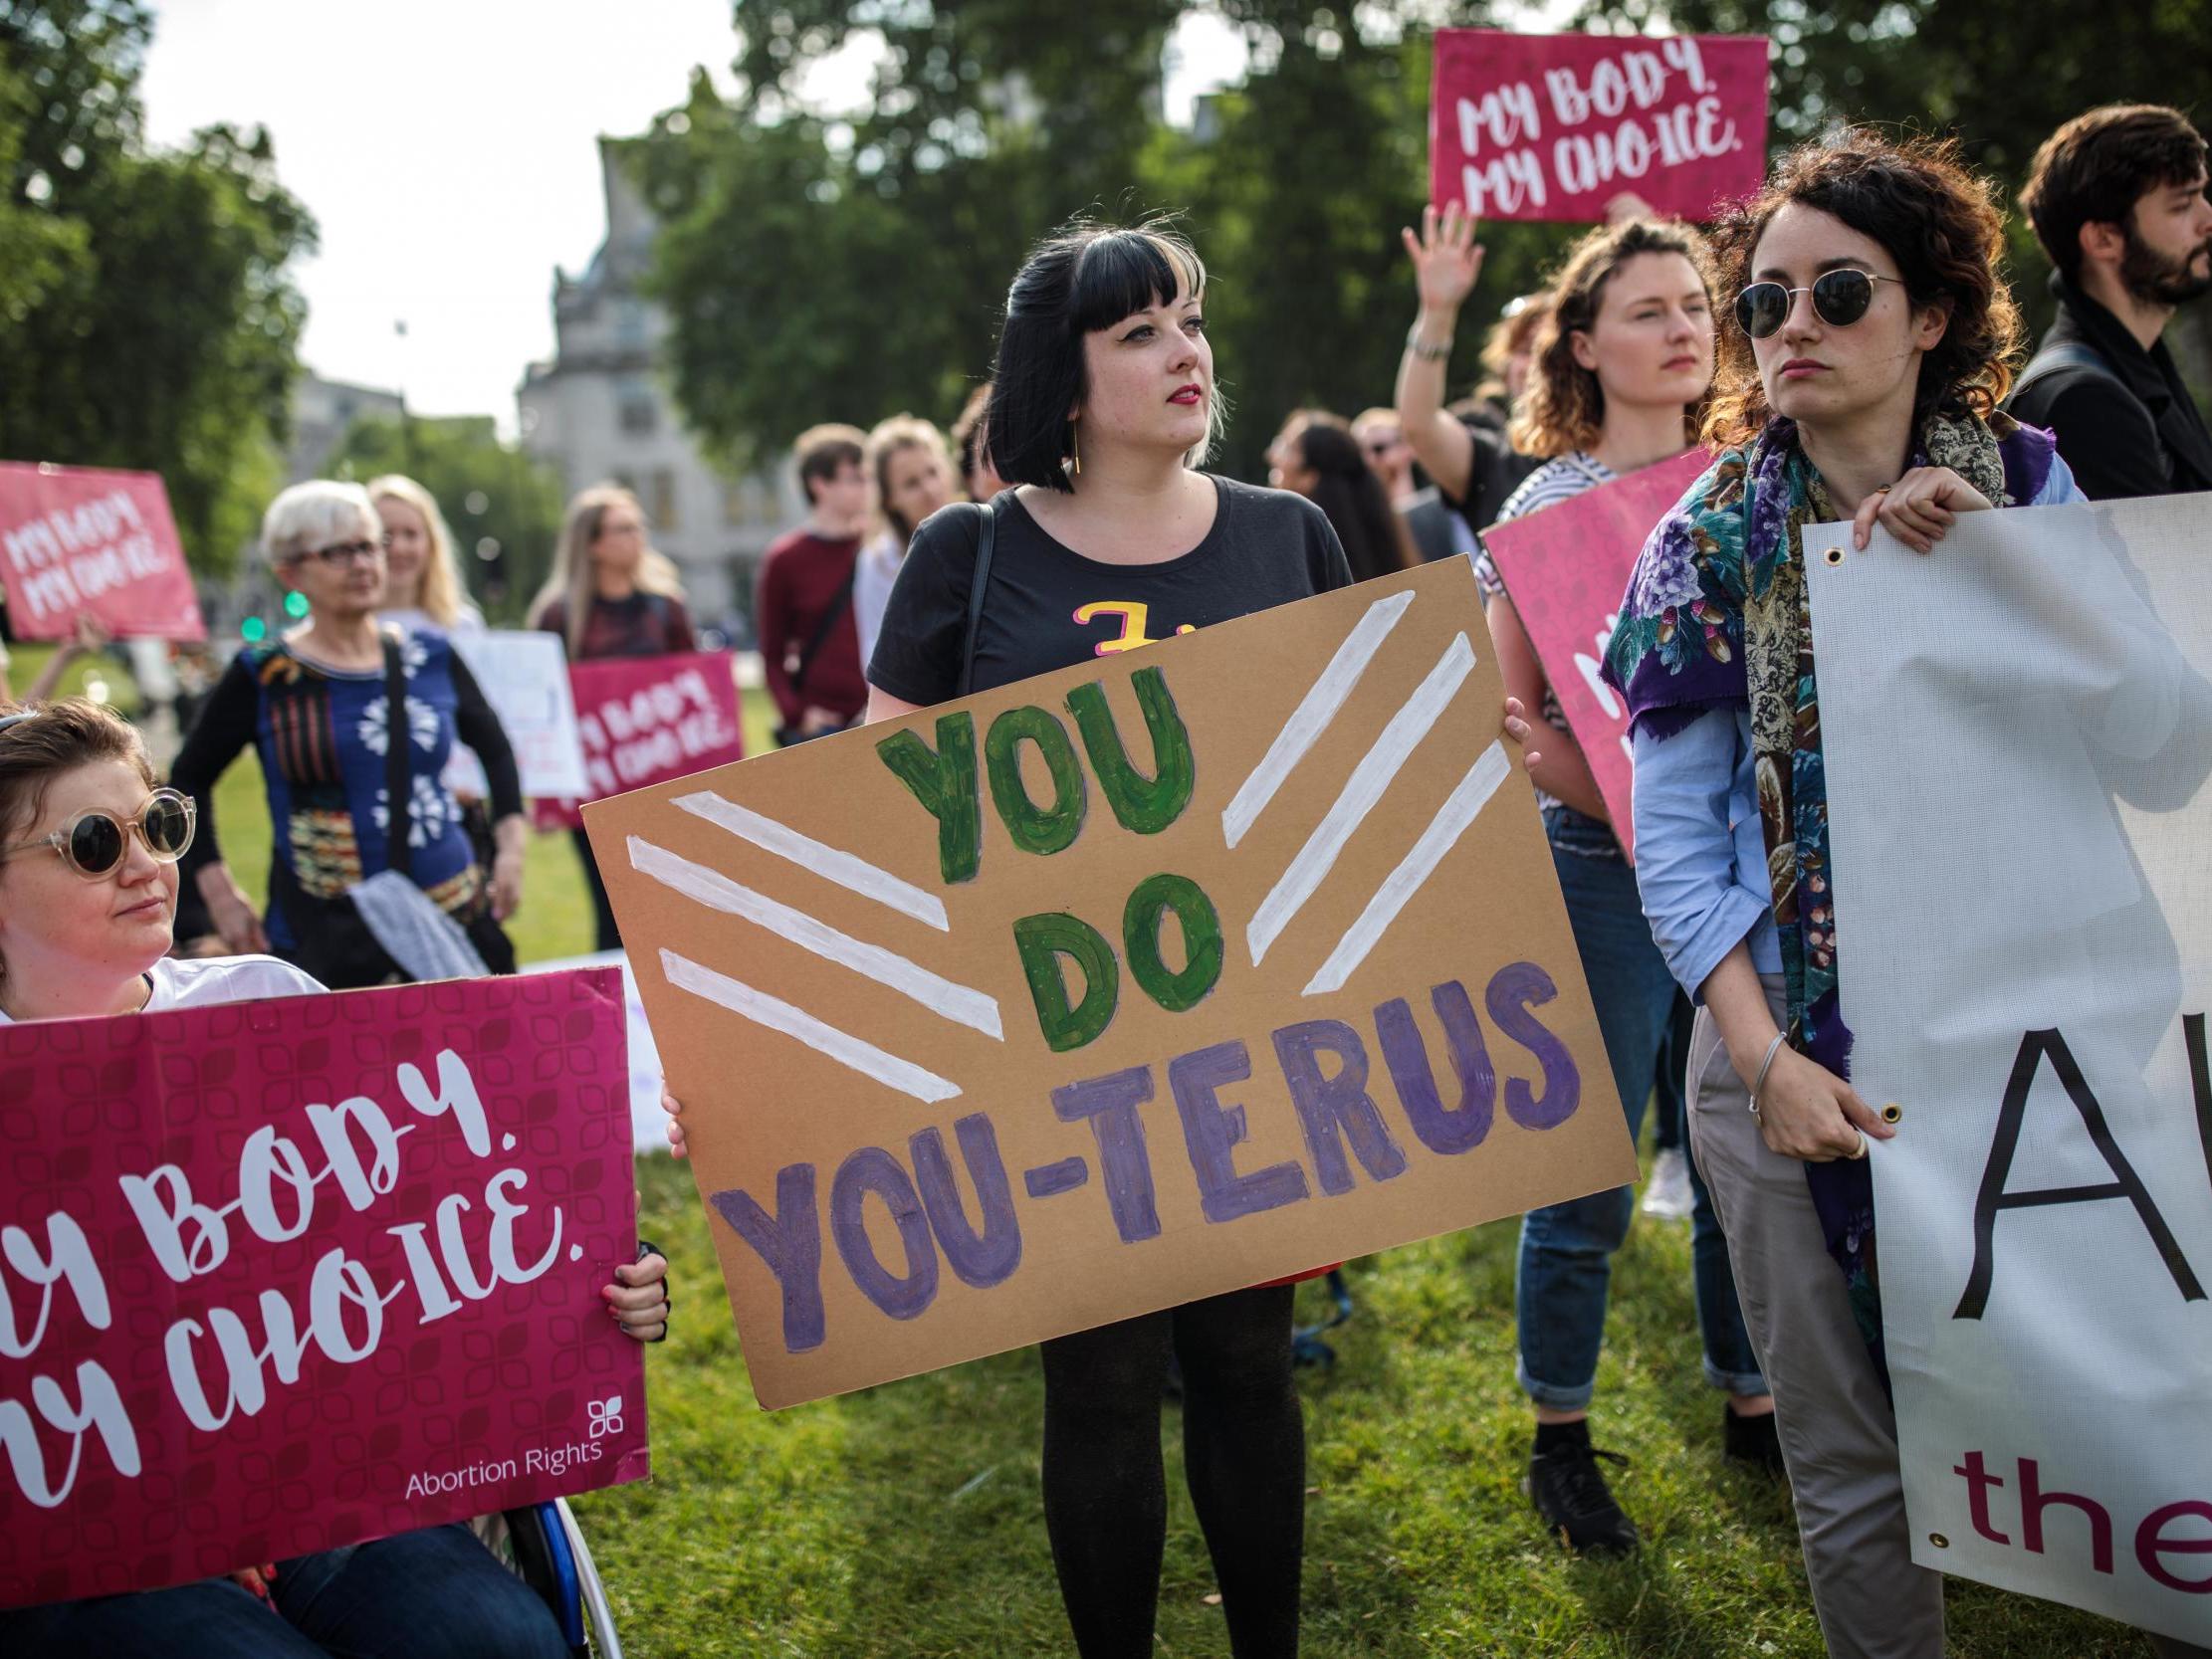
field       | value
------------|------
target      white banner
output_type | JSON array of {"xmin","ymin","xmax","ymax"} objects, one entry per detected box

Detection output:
[
  {"xmin": 452, "ymin": 629, "xmax": 590, "ymax": 800},
  {"xmin": 1808, "ymin": 493, "xmax": 2212, "ymax": 1644}
]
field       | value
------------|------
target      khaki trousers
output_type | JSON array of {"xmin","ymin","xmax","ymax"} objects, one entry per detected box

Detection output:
[{"xmin": 1685, "ymin": 987, "xmax": 1947, "ymax": 1659}]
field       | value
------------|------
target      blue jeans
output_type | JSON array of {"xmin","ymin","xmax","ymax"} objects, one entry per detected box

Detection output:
[
  {"xmin": 1515, "ymin": 809, "xmax": 1766, "ymax": 1411},
  {"xmin": 0, "ymin": 1524, "xmax": 567, "ymax": 1659}
]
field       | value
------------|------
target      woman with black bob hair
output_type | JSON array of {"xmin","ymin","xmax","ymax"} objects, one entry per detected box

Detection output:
[{"xmin": 865, "ymin": 219, "xmax": 1352, "ymax": 1658}]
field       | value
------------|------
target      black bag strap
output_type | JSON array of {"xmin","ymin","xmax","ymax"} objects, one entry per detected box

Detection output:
[
  {"xmin": 2011, "ymin": 338, "xmax": 2124, "ymax": 403},
  {"xmin": 959, "ymin": 499, "xmax": 997, "ymax": 699},
  {"xmin": 789, "ymin": 563, "xmax": 859, "ymax": 696},
  {"xmin": 381, "ymin": 634, "xmax": 413, "ymax": 883}
]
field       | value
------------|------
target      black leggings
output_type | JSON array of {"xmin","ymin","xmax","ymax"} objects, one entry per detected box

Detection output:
[
  {"xmin": 571, "ymin": 827, "xmax": 621, "ymax": 951},
  {"xmin": 1039, "ymin": 1283, "xmax": 1304, "ymax": 1659}
]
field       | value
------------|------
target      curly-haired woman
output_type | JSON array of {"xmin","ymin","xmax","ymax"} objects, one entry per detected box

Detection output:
[
  {"xmin": 1473, "ymin": 216, "xmax": 1775, "ymax": 1558},
  {"xmin": 1604, "ymin": 132, "xmax": 2093, "ymax": 1656}
]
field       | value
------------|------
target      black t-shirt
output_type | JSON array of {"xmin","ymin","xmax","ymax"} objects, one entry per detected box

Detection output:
[{"xmin": 867, "ymin": 475, "xmax": 1355, "ymax": 704}]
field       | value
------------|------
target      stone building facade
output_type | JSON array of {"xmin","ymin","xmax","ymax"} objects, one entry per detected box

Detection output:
[{"xmin": 517, "ymin": 137, "xmax": 795, "ymax": 632}]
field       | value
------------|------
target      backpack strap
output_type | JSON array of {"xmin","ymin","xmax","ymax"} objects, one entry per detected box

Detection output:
[
  {"xmin": 380, "ymin": 633, "xmax": 414, "ymax": 884},
  {"xmin": 2012, "ymin": 338, "xmax": 2124, "ymax": 402},
  {"xmin": 958, "ymin": 499, "xmax": 997, "ymax": 700}
]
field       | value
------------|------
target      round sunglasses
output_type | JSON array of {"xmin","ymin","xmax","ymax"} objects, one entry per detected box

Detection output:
[
  {"xmin": 1733, "ymin": 269, "xmax": 1905, "ymax": 339},
  {"xmin": 0, "ymin": 788, "xmax": 196, "ymax": 879}
]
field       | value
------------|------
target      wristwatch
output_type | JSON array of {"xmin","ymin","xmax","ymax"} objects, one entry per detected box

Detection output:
[{"xmin": 1405, "ymin": 322, "xmax": 1453, "ymax": 361}]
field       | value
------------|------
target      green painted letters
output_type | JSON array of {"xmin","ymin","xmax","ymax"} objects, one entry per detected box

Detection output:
[
  {"xmin": 1123, "ymin": 873, "xmax": 1224, "ymax": 1013},
  {"xmin": 1065, "ymin": 668, "xmax": 1194, "ymax": 835},
  {"xmin": 1013, "ymin": 912, "xmax": 1120, "ymax": 1052},
  {"xmin": 986, "ymin": 706, "xmax": 1087, "ymax": 856},
  {"xmin": 875, "ymin": 714, "xmax": 981, "ymax": 884}
]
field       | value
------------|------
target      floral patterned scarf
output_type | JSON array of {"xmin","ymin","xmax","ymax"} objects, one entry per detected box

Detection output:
[{"xmin": 1603, "ymin": 410, "xmax": 2055, "ymax": 1374}]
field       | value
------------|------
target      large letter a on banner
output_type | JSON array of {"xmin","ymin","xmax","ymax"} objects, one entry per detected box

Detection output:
[{"xmin": 1954, "ymin": 1028, "xmax": 2206, "ymax": 1320}]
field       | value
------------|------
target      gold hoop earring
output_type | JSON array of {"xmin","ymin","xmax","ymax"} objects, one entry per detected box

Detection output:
[{"xmin": 1069, "ymin": 424, "xmax": 1081, "ymax": 478}]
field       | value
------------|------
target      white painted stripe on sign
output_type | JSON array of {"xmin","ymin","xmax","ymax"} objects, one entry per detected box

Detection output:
[
  {"xmin": 1245, "ymin": 632, "xmax": 1476, "ymax": 967},
  {"xmin": 672, "ymin": 790, "xmax": 949, "ymax": 931},
  {"xmin": 630, "ymin": 838, "xmax": 1003, "ymax": 1039},
  {"xmin": 659, "ymin": 949, "xmax": 963, "ymax": 1105},
  {"xmin": 1302, "ymin": 740, "xmax": 1512, "ymax": 996},
  {"xmin": 1221, "ymin": 589, "xmax": 1417, "ymax": 850}
]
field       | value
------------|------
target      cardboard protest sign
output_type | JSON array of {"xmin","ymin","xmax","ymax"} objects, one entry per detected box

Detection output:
[
  {"xmin": 0, "ymin": 969, "xmax": 649, "ymax": 1611},
  {"xmin": 585, "ymin": 557, "xmax": 1636, "ymax": 1408},
  {"xmin": 1479, "ymin": 450, "xmax": 1708, "ymax": 855},
  {"xmin": 533, "ymin": 650, "xmax": 745, "ymax": 831},
  {"xmin": 1430, "ymin": 30, "xmax": 1768, "ymax": 223},
  {"xmin": 1808, "ymin": 494, "xmax": 2212, "ymax": 1646},
  {"xmin": 450, "ymin": 629, "xmax": 591, "ymax": 799},
  {"xmin": 0, "ymin": 462, "xmax": 206, "ymax": 641}
]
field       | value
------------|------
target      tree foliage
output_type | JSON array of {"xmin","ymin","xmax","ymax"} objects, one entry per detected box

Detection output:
[
  {"xmin": 329, "ymin": 415, "xmax": 566, "ymax": 625},
  {"xmin": 0, "ymin": 1, "xmax": 315, "ymax": 572},
  {"xmin": 644, "ymin": 0, "xmax": 2212, "ymax": 475},
  {"xmin": 643, "ymin": 2, "xmax": 1591, "ymax": 478}
]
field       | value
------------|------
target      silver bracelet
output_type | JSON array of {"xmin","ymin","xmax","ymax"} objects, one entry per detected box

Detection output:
[
  {"xmin": 1747, "ymin": 1032, "xmax": 1788, "ymax": 1118},
  {"xmin": 1405, "ymin": 321, "xmax": 1453, "ymax": 361}
]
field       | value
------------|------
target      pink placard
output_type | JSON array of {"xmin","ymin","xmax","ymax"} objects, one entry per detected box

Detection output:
[
  {"xmin": 0, "ymin": 969, "xmax": 648, "ymax": 1612},
  {"xmin": 0, "ymin": 462, "xmax": 206, "ymax": 642},
  {"xmin": 1480, "ymin": 450, "xmax": 1710, "ymax": 856},
  {"xmin": 1429, "ymin": 30, "xmax": 1768, "ymax": 223},
  {"xmin": 534, "ymin": 650, "xmax": 746, "ymax": 831}
]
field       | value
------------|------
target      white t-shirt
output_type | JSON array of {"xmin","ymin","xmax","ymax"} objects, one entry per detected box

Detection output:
[
  {"xmin": 0, "ymin": 954, "xmax": 327, "ymax": 1023},
  {"xmin": 853, "ymin": 531, "xmax": 905, "ymax": 673}
]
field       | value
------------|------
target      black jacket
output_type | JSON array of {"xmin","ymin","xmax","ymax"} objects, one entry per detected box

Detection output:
[{"xmin": 2007, "ymin": 274, "xmax": 2212, "ymax": 501}]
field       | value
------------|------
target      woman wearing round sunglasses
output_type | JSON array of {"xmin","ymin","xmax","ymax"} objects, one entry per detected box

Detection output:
[
  {"xmin": 171, "ymin": 480, "xmax": 526, "ymax": 989},
  {"xmin": 1598, "ymin": 132, "xmax": 2087, "ymax": 1657},
  {"xmin": 0, "ymin": 697, "xmax": 671, "ymax": 1658}
]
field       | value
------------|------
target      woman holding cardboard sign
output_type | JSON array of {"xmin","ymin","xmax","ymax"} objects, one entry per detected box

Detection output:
[
  {"xmin": 865, "ymin": 220, "xmax": 1348, "ymax": 1658},
  {"xmin": 0, "ymin": 695, "xmax": 671, "ymax": 1657},
  {"xmin": 1476, "ymin": 217, "xmax": 1777, "ymax": 1557},
  {"xmin": 1605, "ymin": 133, "xmax": 2094, "ymax": 1657}
]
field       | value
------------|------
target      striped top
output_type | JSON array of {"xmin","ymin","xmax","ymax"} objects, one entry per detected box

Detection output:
[{"xmin": 1471, "ymin": 453, "xmax": 1615, "ymax": 819}]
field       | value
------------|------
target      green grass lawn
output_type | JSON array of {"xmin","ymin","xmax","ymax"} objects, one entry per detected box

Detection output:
[
  {"xmin": 585, "ymin": 1157, "xmax": 2154, "ymax": 1659},
  {"xmin": 9, "ymin": 643, "xmax": 2159, "ymax": 1656}
]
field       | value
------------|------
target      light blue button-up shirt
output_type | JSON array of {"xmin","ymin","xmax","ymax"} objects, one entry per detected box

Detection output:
[{"xmin": 1631, "ymin": 709, "xmax": 1783, "ymax": 999}]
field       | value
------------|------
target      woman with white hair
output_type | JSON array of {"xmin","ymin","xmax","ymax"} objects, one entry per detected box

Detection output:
[
  {"xmin": 369, "ymin": 473, "xmax": 485, "ymax": 636},
  {"xmin": 170, "ymin": 480, "xmax": 526, "ymax": 988}
]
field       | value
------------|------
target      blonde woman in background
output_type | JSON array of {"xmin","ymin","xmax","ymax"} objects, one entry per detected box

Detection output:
[
  {"xmin": 853, "ymin": 415, "xmax": 959, "ymax": 669},
  {"xmin": 370, "ymin": 474, "xmax": 485, "ymax": 637},
  {"xmin": 529, "ymin": 484, "xmax": 695, "ymax": 950}
]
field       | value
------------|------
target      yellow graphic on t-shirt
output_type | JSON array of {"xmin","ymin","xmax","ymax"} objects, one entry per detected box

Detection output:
[{"xmin": 1073, "ymin": 601, "xmax": 1199, "ymax": 656}]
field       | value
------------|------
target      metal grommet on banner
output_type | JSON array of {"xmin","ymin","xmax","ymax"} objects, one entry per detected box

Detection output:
[
  {"xmin": 1880, "ymin": 1102, "xmax": 1903, "ymax": 1125},
  {"xmin": 1824, "ymin": 545, "xmax": 1846, "ymax": 565},
  {"xmin": 1929, "ymin": 1533, "xmax": 1950, "ymax": 1549}
]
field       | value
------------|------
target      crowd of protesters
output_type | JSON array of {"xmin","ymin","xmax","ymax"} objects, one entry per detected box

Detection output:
[{"xmin": 2, "ymin": 87, "xmax": 2208, "ymax": 1659}]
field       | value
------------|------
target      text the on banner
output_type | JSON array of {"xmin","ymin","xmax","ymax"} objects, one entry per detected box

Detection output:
[
  {"xmin": 1429, "ymin": 31, "xmax": 1769, "ymax": 224},
  {"xmin": 0, "ymin": 969, "xmax": 648, "ymax": 1611},
  {"xmin": 585, "ymin": 557, "xmax": 1637, "ymax": 1409}
]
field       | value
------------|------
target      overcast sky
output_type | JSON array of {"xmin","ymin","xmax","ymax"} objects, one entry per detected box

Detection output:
[{"xmin": 138, "ymin": 2, "xmax": 1246, "ymax": 429}]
